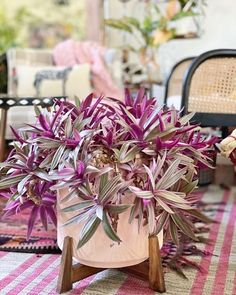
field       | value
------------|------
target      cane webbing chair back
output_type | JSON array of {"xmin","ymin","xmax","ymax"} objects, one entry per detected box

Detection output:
[
  {"xmin": 164, "ymin": 57, "xmax": 195, "ymax": 103},
  {"xmin": 182, "ymin": 49, "xmax": 236, "ymax": 126}
]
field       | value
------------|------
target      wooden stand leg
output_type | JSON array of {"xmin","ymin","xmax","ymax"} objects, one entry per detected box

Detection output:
[
  {"xmin": 57, "ymin": 236, "xmax": 104, "ymax": 294},
  {"xmin": 57, "ymin": 236, "xmax": 73, "ymax": 293},
  {"xmin": 149, "ymin": 235, "xmax": 166, "ymax": 293}
]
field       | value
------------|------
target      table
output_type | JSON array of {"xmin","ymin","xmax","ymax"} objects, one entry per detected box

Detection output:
[{"xmin": 0, "ymin": 96, "xmax": 66, "ymax": 162}]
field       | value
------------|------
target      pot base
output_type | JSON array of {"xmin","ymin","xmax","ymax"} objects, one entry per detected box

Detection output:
[{"xmin": 76, "ymin": 257, "xmax": 147, "ymax": 269}]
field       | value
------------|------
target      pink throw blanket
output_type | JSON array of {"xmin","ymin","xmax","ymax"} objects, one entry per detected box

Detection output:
[{"xmin": 53, "ymin": 39, "xmax": 123, "ymax": 99}]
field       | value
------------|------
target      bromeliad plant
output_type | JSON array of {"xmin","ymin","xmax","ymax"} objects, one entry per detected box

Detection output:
[{"xmin": 0, "ymin": 89, "xmax": 216, "ymax": 248}]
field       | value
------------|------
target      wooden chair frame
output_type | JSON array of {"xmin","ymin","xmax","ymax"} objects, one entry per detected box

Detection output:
[{"xmin": 57, "ymin": 236, "xmax": 166, "ymax": 294}]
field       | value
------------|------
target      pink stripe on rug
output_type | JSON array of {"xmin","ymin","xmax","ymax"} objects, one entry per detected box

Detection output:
[
  {"xmin": 29, "ymin": 256, "xmax": 60, "ymax": 294},
  {"xmin": 116, "ymin": 275, "xmax": 154, "ymax": 295},
  {"xmin": 190, "ymin": 189, "xmax": 230, "ymax": 295},
  {"xmin": 0, "ymin": 255, "xmax": 39, "ymax": 289},
  {"xmin": 211, "ymin": 196, "xmax": 236, "ymax": 295},
  {"xmin": 0, "ymin": 251, "xmax": 8, "ymax": 258},
  {"xmin": 10, "ymin": 254, "xmax": 58, "ymax": 295}
]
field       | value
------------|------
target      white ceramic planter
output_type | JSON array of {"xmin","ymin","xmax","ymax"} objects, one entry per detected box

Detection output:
[{"xmin": 57, "ymin": 188, "xmax": 163, "ymax": 268}]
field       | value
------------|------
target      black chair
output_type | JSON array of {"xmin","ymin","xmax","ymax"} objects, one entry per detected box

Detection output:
[{"xmin": 181, "ymin": 49, "xmax": 236, "ymax": 134}]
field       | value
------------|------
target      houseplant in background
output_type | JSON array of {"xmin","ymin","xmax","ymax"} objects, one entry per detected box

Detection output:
[
  {"xmin": 0, "ymin": 90, "xmax": 215, "ymax": 283},
  {"xmin": 105, "ymin": 0, "xmax": 206, "ymax": 85}
]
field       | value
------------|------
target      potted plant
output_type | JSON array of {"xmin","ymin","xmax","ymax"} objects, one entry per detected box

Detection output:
[{"xmin": 0, "ymin": 89, "xmax": 214, "ymax": 268}]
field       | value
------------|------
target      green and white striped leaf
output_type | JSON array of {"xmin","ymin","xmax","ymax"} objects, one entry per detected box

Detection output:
[
  {"xmin": 85, "ymin": 165, "xmax": 100, "ymax": 174},
  {"xmin": 62, "ymin": 200, "xmax": 94, "ymax": 212},
  {"xmin": 188, "ymin": 209, "xmax": 213, "ymax": 224},
  {"xmin": 17, "ymin": 175, "xmax": 31, "ymax": 195},
  {"xmin": 50, "ymin": 145, "xmax": 66, "ymax": 170},
  {"xmin": 155, "ymin": 211, "xmax": 169, "ymax": 234},
  {"xmin": 99, "ymin": 173, "xmax": 108, "ymax": 194},
  {"xmin": 143, "ymin": 165, "xmax": 155, "ymax": 190},
  {"xmin": 39, "ymin": 153, "xmax": 54, "ymax": 168},
  {"xmin": 121, "ymin": 146, "xmax": 140, "ymax": 163},
  {"xmin": 34, "ymin": 171, "xmax": 56, "ymax": 181},
  {"xmin": 129, "ymin": 186, "xmax": 154, "ymax": 199},
  {"xmin": 74, "ymin": 116, "xmax": 92, "ymax": 132},
  {"xmin": 157, "ymin": 191, "xmax": 188, "ymax": 204},
  {"xmin": 179, "ymin": 112, "xmax": 195, "ymax": 125},
  {"xmin": 99, "ymin": 175, "xmax": 121, "ymax": 202},
  {"xmin": 60, "ymin": 189, "xmax": 78, "ymax": 204},
  {"xmin": 77, "ymin": 216, "xmax": 101, "ymax": 249},
  {"xmin": 74, "ymin": 95, "xmax": 81, "ymax": 108},
  {"xmin": 169, "ymin": 220, "xmax": 179, "ymax": 245},
  {"xmin": 155, "ymin": 197, "xmax": 174, "ymax": 214},
  {"xmin": 62, "ymin": 208, "xmax": 94, "ymax": 227},
  {"xmin": 129, "ymin": 198, "xmax": 140, "ymax": 224},
  {"xmin": 106, "ymin": 204, "xmax": 130, "ymax": 214},
  {"xmin": 102, "ymin": 211, "xmax": 121, "ymax": 243},
  {"xmin": 171, "ymin": 214, "xmax": 198, "ymax": 241},
  {"xmin": 65, "ymin": 117, "xmax": 73, "ymax": 138},
  {"xmin": 0, "ymin": 174, "xmax": 27, "ymax": 189},
  {"xmin": 156, "ymin": 159, "xmax": 182, "ymax": 189}
]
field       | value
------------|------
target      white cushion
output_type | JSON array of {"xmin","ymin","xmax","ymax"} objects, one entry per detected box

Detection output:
[{"xmin": 15, "ymin": 63, "xmax": 92, "ymax": 99}]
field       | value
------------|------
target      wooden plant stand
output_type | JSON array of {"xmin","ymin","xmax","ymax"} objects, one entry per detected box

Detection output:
[{"xmin": 57, "ymin": 236, "xmax": 166, "ymax": 294}]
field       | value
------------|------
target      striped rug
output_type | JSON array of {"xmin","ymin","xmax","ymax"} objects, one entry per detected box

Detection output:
[{"xmin": 0, "ymin": 185, "xmax": 235, "ymax": 295}]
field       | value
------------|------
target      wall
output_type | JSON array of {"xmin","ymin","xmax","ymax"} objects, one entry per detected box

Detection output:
[
  {"xmin": 159, "ymin": 0, "xmax": 236, "ymax": 78},
  {"xmin": 106, "ymin": 0, "xmax": 236, "ymax": 78}
]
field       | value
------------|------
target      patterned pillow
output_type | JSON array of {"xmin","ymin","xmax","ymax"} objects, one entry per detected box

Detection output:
[{"xmin": 10, "ymin": 64, "xmax": 92, "ymax": 100}]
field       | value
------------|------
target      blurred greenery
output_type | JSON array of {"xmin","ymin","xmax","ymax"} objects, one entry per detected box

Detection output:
[
  {"xmin": 105, "ymin": 0, "xmax": 206, "ymax": 51},
  {"xmin": 178, "ymin": 0, "xmax": 207, "ymax": 9},
  {"xmin": 0, "ymin": 1, "xmax": 85, "ymax": 55},
  {"xmin": 0, "ymin": 7, "xmax": 32, "ymax": 54}
]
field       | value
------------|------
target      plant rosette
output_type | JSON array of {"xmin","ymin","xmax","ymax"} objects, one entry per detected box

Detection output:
[{"xmin": 0, "ymin": 89, "xmax": 216, "ymax": 267}]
